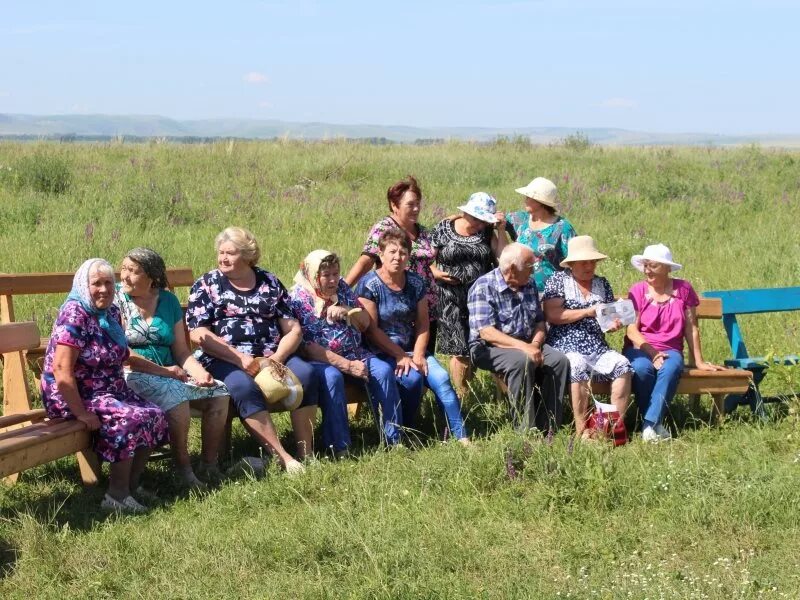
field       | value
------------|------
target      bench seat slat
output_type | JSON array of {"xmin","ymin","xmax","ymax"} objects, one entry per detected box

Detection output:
[
  {"xmin": 0, "ymin": 425, "xmax": 92, "ymax": 479},
  {"xmin": 589, "ymin": 368, "xmax": 752, "ymax": 396},
  {"xmin": 0, "ymin": 409, "xmax": 48, "ymax": 430}
]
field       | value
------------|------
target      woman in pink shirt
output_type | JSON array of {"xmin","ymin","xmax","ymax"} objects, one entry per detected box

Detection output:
[{"xmin": 623, "ymin": 244, "xmax": 722, "ymax": 442}]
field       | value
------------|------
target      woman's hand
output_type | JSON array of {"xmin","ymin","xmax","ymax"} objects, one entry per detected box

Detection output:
[
  {"xmin": 431, "ymin": 265, "xmax": 460, "ymax": 285},
  {"xmin": 346, "ymin": 359, "xmax": 369, "ymax": 380},
  {"xmin": 695, "ymin": 360, "xmax": 725, "ymax": 372},
  {"xmin": 240, "ymin": 353, "xmax": 261, "ymax": 377},
  {"xmin": 326, "ymin": 305, "xmax": 349, "ymax": 323},
  {"xmin": 495, "ymin": 211, "xmax": 506, "ymax": 231},
  {"xmin": 76, "ymin": 412, "xmax": 101, "ymax": 431},
  {"xmin": 412, "ymin": 352, "xmax": 428, "ymax": 376},
  {"xmin": 605, "ymin": 317, "xmax": 623, "ymax": 333},
  {"xmin": 191, "ymin": 369, "xmax": 216, "ymax": 387},
  {"xmin": 395, "ymin": 355, "xmax": 417, "ymax": 377},
  {"xmin": 164, "ymin": 365, "xmax": 190, "ymax": 382},
  {"xmin": 652, "ymin": 352, "xmax": 668, "ymax": 370}
]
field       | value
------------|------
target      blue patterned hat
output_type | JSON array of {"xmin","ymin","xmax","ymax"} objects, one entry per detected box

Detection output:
[{"xmin": 458, "ymin": 192, "xmax": 498, "ymax": 224}]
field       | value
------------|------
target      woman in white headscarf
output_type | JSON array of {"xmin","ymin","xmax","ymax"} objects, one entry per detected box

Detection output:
[{"xmin": 40, "ymin": 259, "xmax": 169, "ymax": 514}]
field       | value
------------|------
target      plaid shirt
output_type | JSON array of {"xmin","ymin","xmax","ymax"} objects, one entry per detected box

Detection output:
[{"xmin": 467, "ymin": 267, "xmax": 543, "ymax": 348}]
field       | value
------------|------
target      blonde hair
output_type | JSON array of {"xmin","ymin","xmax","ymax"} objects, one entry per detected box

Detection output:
[{"xmin": 215, "ymin": 226, "xmax": 261, "ymax": 266}]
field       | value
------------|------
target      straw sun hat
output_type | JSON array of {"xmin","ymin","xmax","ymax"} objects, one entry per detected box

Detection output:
[
  {"xmin": 254, "ymin": 358, "xmax": 304, "ymax": 410},
  {"xmin": 559, "ymin": 236, "xmax": 609, "ymax": 268},
  {"xmin": 514, "ymin": 177, "xmax": 558, "ymax": 208},
  {"xmin": 630, "ymin": 243, "xmax": 683, "ymax": 272}
]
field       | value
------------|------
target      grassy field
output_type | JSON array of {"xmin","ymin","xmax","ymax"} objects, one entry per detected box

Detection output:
[{"xmin": 1, "ymin": 140, "xmax": 799, "ymax": 598}]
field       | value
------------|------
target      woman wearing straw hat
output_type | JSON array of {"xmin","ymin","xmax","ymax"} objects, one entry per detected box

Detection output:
[
  {"xmin": 430, "ymin": 192, "xmax": 507, "ymax": 397},
  {"xmin": 542, "ymin": 236, "xmax": 632, "ymax": 439},
  {"xmin": 506, "ymin": 177, "xmax": 576, "ymax": 294},
  {"xmin": 623, "ymin": 244, "xmax": 723, "ymax": 442}
]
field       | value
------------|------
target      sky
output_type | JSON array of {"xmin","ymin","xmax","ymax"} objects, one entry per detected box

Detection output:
[{"xmin": 1, "ymin": 0, "xmax": 798, "ymax": 134}]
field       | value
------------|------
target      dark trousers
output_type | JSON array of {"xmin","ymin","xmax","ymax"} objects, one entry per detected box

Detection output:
[{"xmin": 470, "ymin": 343, "xmax": 569, "ymax": 432}]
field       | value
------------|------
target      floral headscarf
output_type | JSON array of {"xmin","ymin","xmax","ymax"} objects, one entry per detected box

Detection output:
[
  {"xmin": 293, "ymin": 249, "xmax": 340, "ymax": 318},
  {"xmin": 65, "ymin": 258, "xmax": 128, "ymax": 348}
]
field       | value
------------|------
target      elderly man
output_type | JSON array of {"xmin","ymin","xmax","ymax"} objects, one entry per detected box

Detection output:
[{"xmin": 468, "ymin": 243, "xmax": 569, "ymax": 432}]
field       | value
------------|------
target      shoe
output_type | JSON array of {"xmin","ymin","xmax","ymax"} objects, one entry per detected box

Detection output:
[
  {"xmin": 654, "ymin": 423, "xmax": 672, "ymax": 440},
  {"xmin": 101, "ymin": 493, "xmax": 148, "ymax": 514},
  {"xmin": 641, "ymin": 426, "xmax": 661, "ymax": 443},
  {"xmin": 133, "ymin": 486, "xmax": 159, "ymax": 503},
  {"xmin": 283, "ymin": 459, "xmax": 305, "ymax": 477},
  {"xmin": 178, "ymin": 472, "xmax": 208, "ymax": 493},
  {"xmin": 196, "ymin": 462, "xmax": 225, "ymax": 485}
]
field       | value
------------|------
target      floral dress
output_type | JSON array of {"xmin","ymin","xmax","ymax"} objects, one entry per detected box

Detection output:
[
  {"xmin": 361, "ymin": 216, "xmax": 438, "ymax": 321},
  {"xmin": 288, "ymin": 279, "xmax": 372, "ymax": 361},
  {"xmin": 506, "ymin": 212, "xmax": 577, "ymax": 293},
  {"xmin": 116, "ymin": 288, "xmax": 228, "ymax": 413},
  {"xmin": 543, "ymin": 271, "xmax": 632, "ymax": 383},
  {"xmin": 430, "ymin": 218, "xmax": 496, "ymax": 356},
  {"xmin": 40, "ymin": 301, "xmax": 169, "ymax": 463},
  {"xmin": 185, "ymin": 267, "xmax": 294, "ymax": 365}
]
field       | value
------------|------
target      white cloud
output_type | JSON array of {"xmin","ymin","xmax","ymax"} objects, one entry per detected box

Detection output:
[
  {"xmin": 243, "ymin": 72, "xmax": 269, "ymax": 84},
  {"xmin": 600, "ymin": 97, "xmax": 638, "ymax": 109}
]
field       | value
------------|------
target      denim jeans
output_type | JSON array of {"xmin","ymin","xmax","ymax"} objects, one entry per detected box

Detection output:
[
  {"xmin": 382, "ymin": 354, "xmax": 468, "ymax": 440},
  {"xmin": 312, "ymin": 356, "xmax": 405, "ymax": 449},
  {"xmin": 623, "ymin": 347, "xmax": 684, "ymax": 428}
]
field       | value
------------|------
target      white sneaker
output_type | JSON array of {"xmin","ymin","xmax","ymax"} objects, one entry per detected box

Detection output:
[
  {"xmin": 101, "ymin": 493, "xmax": 148, "ymax": 514},
  {"xmin": 283, "ymin": 459, "xmax": 306, "ymax": 477},
  {"xmin": 654, "ymin": 423, "xmax": 672, "ymax": 440},
  {"xmin": 641, "ymin": 426, "xmax": 661, "ymax": 443}
]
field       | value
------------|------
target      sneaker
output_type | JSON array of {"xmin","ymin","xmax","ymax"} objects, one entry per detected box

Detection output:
[
  {"xmin": 133, "ymin": 486, "xmax": 159, "ymax": 503},
  {"xmin": 196, "ymin": 462, "xmax": 225, "ymax": 486},
  {"xmin": 641, "ymin": 426, "xmax": 661, "ymax": 443},
  {"xmin": 654, "ymin": 423, "xmax": 672, "ymax": 440},
  {"xmin": 101, "ymin": 493, "xmax": 148, "ymax": 514},
  {"xmin": 179, "ymin": 472, "xmax": 208, "ymax": 493}
]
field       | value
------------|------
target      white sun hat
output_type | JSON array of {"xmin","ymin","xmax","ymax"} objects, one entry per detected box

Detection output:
[
  {"xmin": 630, "ymin": 243, "xmax": 683, "ymax": 272},
  {"xmin": 514, "ymin": 177, "xmax": 558, "ymax": 208},
  {"xmin": 559, "ymin": 236, "xmax": 609, "ymax": 268},
  {"xmin": 458, "ymin": 192, "xmax": 498, "ymax": 224}
]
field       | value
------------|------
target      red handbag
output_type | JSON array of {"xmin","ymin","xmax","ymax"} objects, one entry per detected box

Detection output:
[{"xmin": 586, "ymin": 403, "xmax": 628, "ymax": 446}]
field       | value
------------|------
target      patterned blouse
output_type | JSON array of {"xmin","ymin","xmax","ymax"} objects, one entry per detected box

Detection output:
[
  {"xmin": 186, "ymin": 267, "xmax": 294, "ymax": 365},
  {"xmin": 430, "ymin": 218, "xmax": 495, "ymax": 287},
  {"xmin": 356, "ymin": 271, "xmax": 426, "ymax": 353},
  {"xmin": 115, "ymin": 287, "xmax": 183, "ymax": 367},
  {"xmin": 505, "ymin": 212, "xmax": 577, "ymax": 293},
  {"xmin": 361, "ymin": 215, "xmax": 437, "ymax": 320},
  {"xmin": 288, "ymin": 279, "xmax": 371, "ymax": 361},
  {"xmin": 543, "ymin": 271, "xmax": 615, "ymax": 356}
]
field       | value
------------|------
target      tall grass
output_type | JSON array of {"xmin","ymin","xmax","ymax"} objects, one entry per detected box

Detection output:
[{"xmin": 1, "ymin": 141, "xmax": 799, "ymax": 598}]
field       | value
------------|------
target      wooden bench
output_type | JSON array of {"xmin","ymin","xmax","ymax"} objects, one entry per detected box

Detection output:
[
  {"xmin": 703, "ymin": 286, "xmax": 800, "ymax": 414},
  {"xmin": 0, "ymin": 322, "xmax": 100, "ymax": 483},
  {"xmin": 590, "ymin": 297, "xmax": 753, "ymax": 421}
]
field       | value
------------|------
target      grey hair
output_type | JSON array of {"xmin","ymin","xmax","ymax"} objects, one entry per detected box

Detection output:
[
  {"xmin": 499, "ymin": 243, "xmax": 534, "ymax": 272},
  {"xmin": 88, "ymin": 260, "xmax": 115, "ymax": 279},
  {"xmin": 125, "ymin": 247, "xmax": 169, "ymax": 289},
  {"xmin": 215, "ymin": 226, "xmax": 261, "ymax": 266}
]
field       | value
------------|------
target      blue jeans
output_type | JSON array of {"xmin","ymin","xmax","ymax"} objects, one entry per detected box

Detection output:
[
  {"xmin": 382, "ymin": 354, "xmax": 468, "ymax": 440},
  {"xmin": 312, "ymin": 356, "xmax": 405, "ymax": 448},
  {"xmin": 623, "ymin": 347, "xmax": 684, "ymax": 428}
]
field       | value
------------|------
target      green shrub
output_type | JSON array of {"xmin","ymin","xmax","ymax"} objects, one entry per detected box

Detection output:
[{"xmin": 15, "ymin": 152, "xmax": 72, "ymax": 194}]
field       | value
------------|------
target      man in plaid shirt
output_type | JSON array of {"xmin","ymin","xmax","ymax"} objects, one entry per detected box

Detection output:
[{"xmin": 468, "ymin": 243, "xmax": 569, "ymax": 432}]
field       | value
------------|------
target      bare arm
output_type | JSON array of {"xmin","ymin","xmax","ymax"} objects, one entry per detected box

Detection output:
[
  {"xmin": 273, "ymin": 317, "xmax": 302, "ymax": 365},
  {"xmin": 491, "ymin": 212, "xmax": 508, "ymax": 257},
  {"xmin": 190, "ymin": 325, "xmax": 259, "ymax": 376},
  {"xmin": 358, "ymin": 296, "xmax": 407, "ymax": 360},
  {"xmin": 479, "ymin": 321, "xmax": 546, "ymax": 366},
  {"xmin": 344, "ymin": 255, "xmax": 376, "ymax": 287},
  {"xmin": 52, "ymin": 344, "xmax": 101, "ymax": 430},
  {"xmin": 543, "ymin": 297, "xmax": 597, "ymax": 325},
  {"xmin": 170, "ymin": 321, "xmax": 216, "ymax": 385},
  {"xmin": 303, "ymin": 341, "xmax": 367, "ymax": 379},
  {"xmin": 684, "ymin": 307, "xmax": 723, "ymax": 370}
]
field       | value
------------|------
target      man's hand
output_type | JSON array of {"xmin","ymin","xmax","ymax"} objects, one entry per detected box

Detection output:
[{"xmin": 524, "ymin": 343, "xmax": 544, "ymax": 366}]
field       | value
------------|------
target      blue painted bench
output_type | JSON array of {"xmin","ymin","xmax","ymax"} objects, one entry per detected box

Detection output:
[{"xmin": 702, "ymin": 287, "xmax": 800, "ymax": 413}]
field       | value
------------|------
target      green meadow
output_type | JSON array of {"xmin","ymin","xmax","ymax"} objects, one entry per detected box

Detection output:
[{"xmin": 1, "ymin": 140, "xmax": 799, "ymax": 598}]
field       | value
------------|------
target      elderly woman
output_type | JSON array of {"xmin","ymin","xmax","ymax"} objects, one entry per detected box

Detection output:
[
  {"xmin": 41, "ymin": 259, "xmax": 169, "ymax": 513},
  {"xmin": 356, "ymin": 228, "xmax": 469, "ymax": 444},
  {"xmin": 542, "ymin": 236, "xmax": 632, "ymax": 438},
  {"xmin": 431, "ymin": 192, "xmax": 507, "ymax": 396},
  {"xmin": 186, "ymin": 227, "xmax": 318, "ymax": 473},
  {"xmin": 344, "ymin": 175, "xmax": 440, "ymax": 354},
  {"xmin": 288, "ymin": 249, "xmax": 406, "ymax": 451},
  {"xmin": 506, "ymin": 177, "xmax": 577, "ymax": 294},
  {"xmin": 623, "ymin": 244, "xmax": 723, "ymax": 442},
  {"xmin": 116, "ymin": 248, "xmax": 229, "ymax": 489}
]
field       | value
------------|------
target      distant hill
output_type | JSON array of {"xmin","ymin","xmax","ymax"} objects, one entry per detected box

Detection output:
[{"xmin": 1, "ymin": 113, "xmax": 799, "ymax": 147}]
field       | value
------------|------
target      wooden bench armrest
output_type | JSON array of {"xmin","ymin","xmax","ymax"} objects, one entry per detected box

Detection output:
[{"xmin": 0, "ymin": 409, "xmax": 48, "ymax": 430}]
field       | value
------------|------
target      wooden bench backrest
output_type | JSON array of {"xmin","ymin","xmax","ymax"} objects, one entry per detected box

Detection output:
[
  {"xmin": 696, "ymin": 297, "xmax": 722, "ymax": 320},
  {"xmin": 0, "ymin": 268, "xmax": 195, "ymax": 297},
  {"xmin": 703, "ymin": 287, "xmax": 800, "ymax": 315},
  {"xmin": 0, "ymin": 322, "xmax": 40, "ymax": 354}
]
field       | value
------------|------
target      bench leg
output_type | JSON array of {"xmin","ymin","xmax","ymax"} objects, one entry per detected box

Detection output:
[
  {"xmin": 347, "ymin": 402, "xmax": 361, "ymax": 419},
  {"xmin": 76, "ymin": 449, "xmax": 101, "ymax": 486},
  {"xmin": 710, "ymin": 394, "xmax": 726, "ymax": 425}
]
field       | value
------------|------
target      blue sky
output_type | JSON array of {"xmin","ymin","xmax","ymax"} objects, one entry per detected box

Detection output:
[{"xmin": 1, "ymin": 0, "xmax": 797, "ymax": 134}]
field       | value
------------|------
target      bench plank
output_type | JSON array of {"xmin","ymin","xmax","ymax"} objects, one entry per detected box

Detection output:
[
  {"xmin": 0, "ymin": 268, "xmax": 195, "ymax": 295},
  {"xmin": 0, "ymin": 421, "xmax": 93, "ymax": 480},
  {"xmin": 0, "ymin": 322, "xmax": 40, "ymax": 354},
  {"xmin": 704, "ymin": 287, "xmax": 800, "ymax": 315},
  {"xmin": 0, "ymin": 409, "xmax": 47, "ymax": 430}
]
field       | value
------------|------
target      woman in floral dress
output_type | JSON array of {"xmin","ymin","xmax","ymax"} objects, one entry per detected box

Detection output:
[
  {"xmin": 289, "ymin": 249, "xmax": 407, "ymax": 451},
  {"xmin": 41, "ymin": 258, "xmax": 169, "ymax": 514}
]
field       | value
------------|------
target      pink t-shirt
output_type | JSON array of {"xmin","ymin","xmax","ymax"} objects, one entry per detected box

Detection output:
[{"xmin": 624, "ymin": 279, "xmax": 699, "ymax": 352}]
